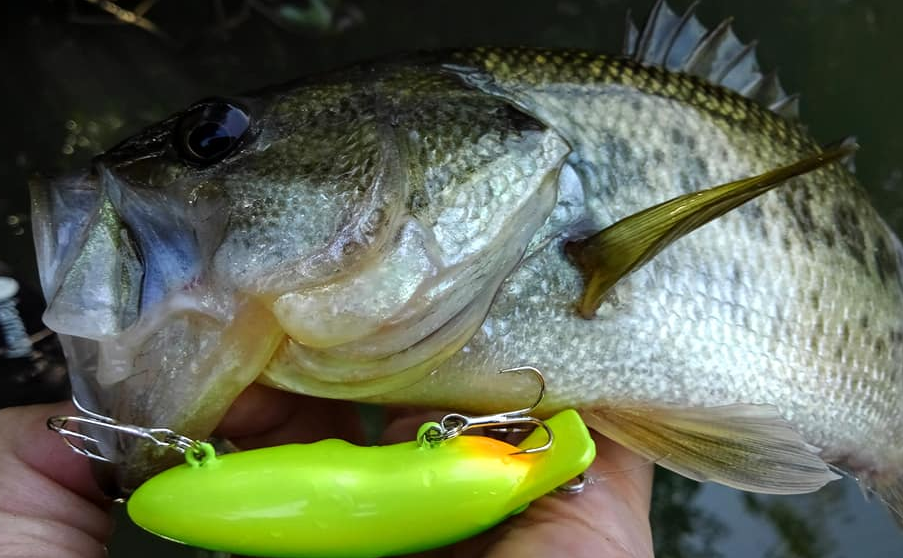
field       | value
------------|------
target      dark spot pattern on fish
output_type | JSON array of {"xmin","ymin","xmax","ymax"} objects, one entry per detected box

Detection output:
[
  {"xmin": 808, "ymin": 333, "xmax": 819, "ymax": 352},
  {"xmin": 738, "ymin": 203, "xmax": 769, "ymax": 240},
  {"xmin": 741, "ymin": 311, "xmax": 752, "ymax": 330},
  {"xmin": 860, "ymin": 314, "xmax": 869, "ymax": 329},
  {"xmin": 569, "ymin": 156, "xmax": 612, "ymax": 199},
  {"xmin": 872, "ymin": 234, "xmax": 899, "ymax": 288},
  {"xmin": 676, "ymin": 171, "xmax": 693, "ymax": 194},
  {"xmin": 810, "ymin": 290, "xmax": 821, "ymax": 311},
  {"xmin": 652, "ymin": 148, "xmax": 665, "ymax": 165},
  {"xmin": 782, "ymin": 187, "xmax": 816, "ymax": 237},
  {"xmin": 669, "ymin": 127, "xmax": 690, "ymax": 149},
  {"xmin": 782, "ymin": 233, "xmax": 793, "ymax": 251},
  {"xmin": 874, "ymin": 337, "xmax": 887, "ymax": 357},
  {"xmin": 739, "ymin": 203, "xmax": 763, "ymax": 221},
  {"xmin": 614, "ymin": 137, "xmax": 632, "ymax": 164},
  {"xmin": 890, "ymin": 329, "xmax": 903, "ymax": 346},
  {"xmin": 692, "ymin": 156, "xmax": 707, "ymax": 177},
  {"xmin": 833, "ymin": 202, "xmax": 867, "ymax": 267}
]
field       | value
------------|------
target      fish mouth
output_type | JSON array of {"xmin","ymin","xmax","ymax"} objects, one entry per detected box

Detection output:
[
  {"xmin": 31, "ymin": 170, "xmax": 147, "ymax": 341},
  {"xmin": 30, "ymin": 170, "xmax": 282, "ymax": 493},
  {"xmin": 47, "ymin": 297, "xmax": 284, "ymax": 495},
  {"xmin": 30, "ymin": 172, "xmax": 103, "ymax": 314}
]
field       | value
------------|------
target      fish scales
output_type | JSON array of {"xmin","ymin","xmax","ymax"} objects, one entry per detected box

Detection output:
[
  {"xmin": 383, "ymin": 48, "xmax": 903, "ymax": 493},
  {"xmin": 29, "ymin": 2, "xmax": 903, "ymax": 524}
]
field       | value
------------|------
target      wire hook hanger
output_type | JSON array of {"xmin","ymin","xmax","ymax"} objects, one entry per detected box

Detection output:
[{"xmin": 417, "ymin": 365, "xmax": 554, "ymax": 454}]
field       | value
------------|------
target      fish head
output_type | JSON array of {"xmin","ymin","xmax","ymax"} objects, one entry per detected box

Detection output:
[{"xmin": 30, "ymin": 66, "xmax": 569, "ymax": 491}]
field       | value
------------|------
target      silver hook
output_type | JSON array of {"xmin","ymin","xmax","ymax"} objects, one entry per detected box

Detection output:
[
  {"xmin": 47, "ymin": 414, "xmax": 197, "ymax": 464},
  {"xmin": 419, "ymin": 365, "xmax": 554, "ymax": 454},
  {"xmin": 555, "ymin": 473, "xmax": 588, "ymax": 495},
  {"xmin": 71, "ymin": 394, "xmax": 113, "ymax": 422}
]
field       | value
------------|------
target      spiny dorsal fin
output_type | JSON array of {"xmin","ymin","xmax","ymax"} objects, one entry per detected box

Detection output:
[
  {"xmin": 624, "ymin": 0, "xmax": 799, "ymax": 119},
  {"xmin": 566, "ymin": 142, "xmax": 857, "ymax": 319},
  {"xmin": 826, "ymin": 135, "xmax": 858, "ymax": 173}
]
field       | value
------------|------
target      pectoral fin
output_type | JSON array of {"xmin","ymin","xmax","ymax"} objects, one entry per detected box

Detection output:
[
  {"xmin": 566, "ymin": 141, "xmax": 857, "ymax": 318},
  {"xmin": 582, "ymin": 404, "xmax": 840, "ymax": 494}
]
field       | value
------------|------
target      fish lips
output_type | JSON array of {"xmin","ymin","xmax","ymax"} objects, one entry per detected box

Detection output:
[
  {"xmin": 30, "ymin": 171, "xmax": 103, "ymax": 309},
  {"xmin": 30, "ymin": 168, "xmax": 147, "ymax": 342},
  {"xmin": 30, "ymin": 166, "xmax": 258, "ymax": 495}
]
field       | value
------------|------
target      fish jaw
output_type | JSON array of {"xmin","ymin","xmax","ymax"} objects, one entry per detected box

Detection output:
[
  {"xmin": 110, "ymin": 297, "xmax": 283, "ymax": 492},
  {"xmin": 51, "ymin": 296, "xmax": 283, "ymax": 492},
  {"xmin": 31, "ymin": 164, "xmax": 283, "ymax": 492},
  {"xmin": 29, "ymin": 171, "xmax": 140, "ymax": 339}
]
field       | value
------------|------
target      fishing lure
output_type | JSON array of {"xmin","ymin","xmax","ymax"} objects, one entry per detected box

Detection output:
[{"xmin": 48, "ymin": 367, "xmax": 595, "ymax": 558}]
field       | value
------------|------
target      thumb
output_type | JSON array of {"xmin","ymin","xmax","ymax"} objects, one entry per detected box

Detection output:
[
  {"xmin": 0, "ymin": 402, "xmax": 112, "ymax": 558},
  {"xmin": 481, "ymin": 433, "xmax": 655, "ymax": 558}
]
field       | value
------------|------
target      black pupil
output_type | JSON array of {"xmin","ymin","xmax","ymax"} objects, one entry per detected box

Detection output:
[
  {"xmin": 178, "ymin": 101, "xmax": 250, "ymax": 165},
  {"xmin": 189, "ymin": 122, "xmax": 234, "ymax": 158}
]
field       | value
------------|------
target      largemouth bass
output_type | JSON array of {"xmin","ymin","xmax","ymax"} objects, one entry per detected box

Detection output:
[{"xmin": 30, "ymin": 0, "xmax": 902, "ymax": 525}]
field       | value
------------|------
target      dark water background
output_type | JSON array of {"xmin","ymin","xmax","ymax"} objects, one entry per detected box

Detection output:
[{"xmin": 2, "ymin": 1, "xmax": 902, "ymax": 556}]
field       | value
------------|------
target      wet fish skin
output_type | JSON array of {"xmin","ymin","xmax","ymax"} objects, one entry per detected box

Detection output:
[
  {"xmin": 403, "ymin": 48, "xmax": 903, "ymax": 419},
  {"xmin": 29, "ymin": 10, "xmax": 903, "ymax": 522},
  {"xmin": 380, "ymin": 49, "xmax": 902, "ymax": 507}
]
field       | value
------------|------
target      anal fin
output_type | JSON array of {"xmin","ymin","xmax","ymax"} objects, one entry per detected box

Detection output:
[
  {"xmin": 582, "ymin": 403, "xmax": 840, "ymax": 494},
  {"xmin": 566, "ymin": 142, "xmax": 857, "ymax": 318}
]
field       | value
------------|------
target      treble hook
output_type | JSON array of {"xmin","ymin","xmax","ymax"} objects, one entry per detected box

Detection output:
[
  {"xmin": 47, "ymin": 412, "xmax": 198, "ymax": 464},
  {"xmin": 418, "ymin": 365, "xmax": 554, "ymax": 454}
]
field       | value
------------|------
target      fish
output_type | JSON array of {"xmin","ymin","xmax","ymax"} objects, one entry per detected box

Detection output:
[{"xmin": 29, "ymin": 0, "xmax": 903, "ymax": 525}]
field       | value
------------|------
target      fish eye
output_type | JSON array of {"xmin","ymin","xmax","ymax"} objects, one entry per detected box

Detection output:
[{"xmin": 174, "ymin": 100, "xmax": 251, "ymax": 166}]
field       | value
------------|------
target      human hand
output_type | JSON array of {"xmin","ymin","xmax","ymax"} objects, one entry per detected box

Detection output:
[{"xmin": 0, "ymin": 385, "xmax": 654, "ymax": 558}]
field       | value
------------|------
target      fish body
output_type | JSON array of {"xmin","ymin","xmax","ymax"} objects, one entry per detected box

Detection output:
[
  {"xmin": 31, "ymin": 1, "xmax": 903, "ymax": 522},
  {"xmin": 381, "ymin": 48, "xmax": 903, "ymax": 476}
]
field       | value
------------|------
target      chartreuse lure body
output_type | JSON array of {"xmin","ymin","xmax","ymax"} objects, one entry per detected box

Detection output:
[{"xmin": 127, "ymin": 409, "xmax": 595, "ymax": 558}]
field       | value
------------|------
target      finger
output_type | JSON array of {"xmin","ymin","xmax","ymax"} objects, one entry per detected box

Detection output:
[
  {"xmin": 589, "ymin": 432, "xmax": 654, "ymax": 520},
  {"xmin": 480, "ymin": 431, "xmax": 655, "ymax": 558},
  {"xmin": 215, "ymin": 384, "xmax": 365, "ymax": 449},
  {"xmin": 0, "ymin": 402, "xmax": 113, "ymax": 558}
]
